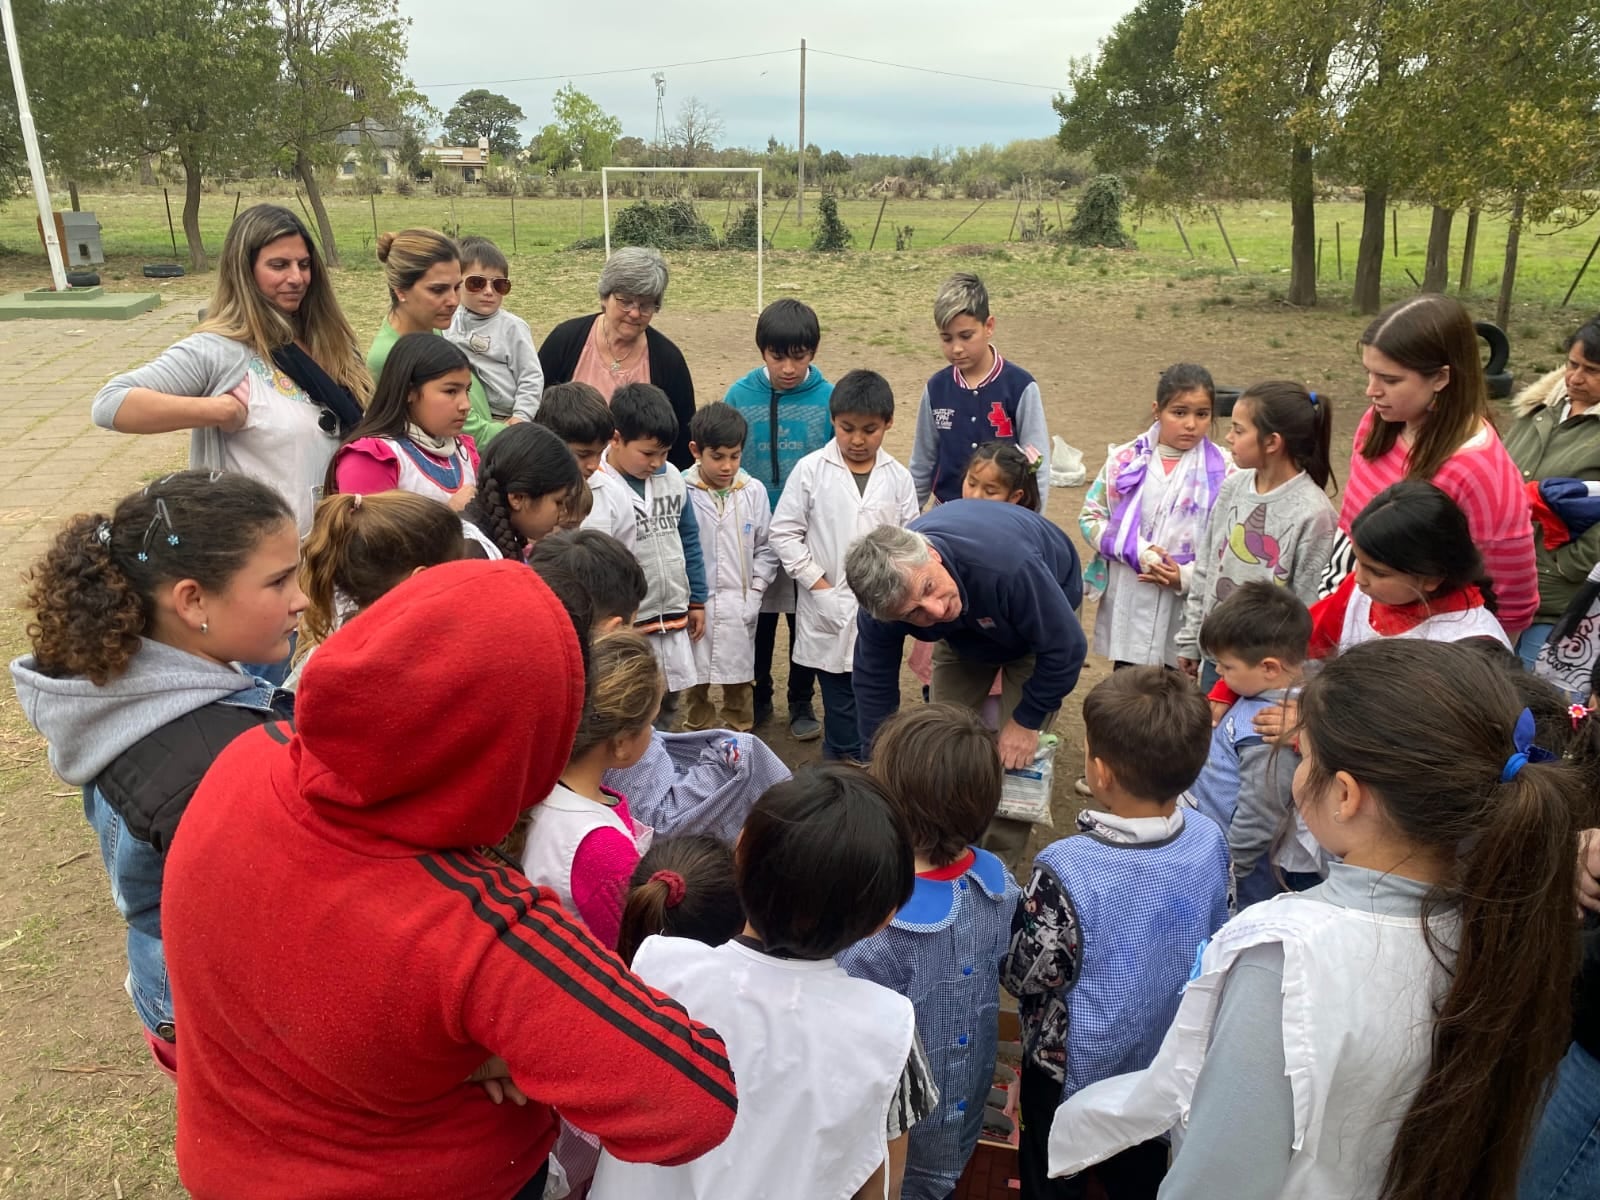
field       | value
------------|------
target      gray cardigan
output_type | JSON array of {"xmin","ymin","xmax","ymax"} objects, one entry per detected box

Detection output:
[{"xmin": 92, "ymin": 332, "xmax": 253, "ymax": 471}]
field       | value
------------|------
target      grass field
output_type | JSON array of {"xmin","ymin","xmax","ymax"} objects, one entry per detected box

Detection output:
[{"xmin": 1, "ymin": 186, "xmax": 1597, "ymax": 314}]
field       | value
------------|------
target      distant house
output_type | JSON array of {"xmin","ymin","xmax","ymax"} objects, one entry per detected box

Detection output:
[
  {"xmin": 428, "ymin": 136, "xmax": 491, "ymax": 183},
  {"xmin": 335, "ymin": 118, "xmax": 402, "ymax": 178}
]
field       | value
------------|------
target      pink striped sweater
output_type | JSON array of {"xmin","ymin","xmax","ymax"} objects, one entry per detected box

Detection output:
[{"xmin": 1341, "ymin": 408, "xmax": 1537, "ymax": 635}]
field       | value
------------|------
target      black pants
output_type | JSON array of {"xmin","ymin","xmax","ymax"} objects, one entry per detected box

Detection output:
[
  {"xmin": 815, "ymin": 669, "xmax": 861, "ymax": 761},
  {"xmin": 1019, "ymin": 1059, "xmax": 1168, "ymax": 1199},
  {"xmin": 753, "ymin": 610, "xmax": 817, "ymax": 710},
  {"xmin": 510, "ymin": 1161, "xmax": 550, "ymax": 1200}
]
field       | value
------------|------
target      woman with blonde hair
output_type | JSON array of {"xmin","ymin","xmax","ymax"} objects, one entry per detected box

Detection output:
[
  {"xmin": 368, "ymin": 228, "xmax": 499, "ymax": 448},
  {"xmin": 93, "ymin": 204, "xmax": 369, "ymax": 537}
]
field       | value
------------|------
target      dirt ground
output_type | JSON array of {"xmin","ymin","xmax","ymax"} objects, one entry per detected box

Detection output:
[{"xmin": 3, "ymin": 254, "xmax": 1555, "ymax": 1195}]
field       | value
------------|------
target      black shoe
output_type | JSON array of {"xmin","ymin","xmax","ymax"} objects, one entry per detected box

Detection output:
[
  {"xmin": 789, "ymin": 705, "xmax": 822, "ymax": 742},
  {"xmin": 753, "ymin": 699, "xmax": 774, "ymax": 728}
]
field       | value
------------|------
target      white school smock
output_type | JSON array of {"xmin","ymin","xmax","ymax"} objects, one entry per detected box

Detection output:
[
  {"xmin": 582, "ymin": 468, "xmax": 636, "ymax": 551},
  {"xmin": 768, "ymin": 442, "xmax": 919, "ymax": 675},
  {"xmin": 1048, "ymin": 891, "xmax": 1451, "ymax": 1198},
  {"xmin": 685, "ymin": 467, "xmax": 779, "ymax": 685},
  {"xmin": 592, "ymin": 936, "xmax": 914, "ymax": 1200},
  {"xmin": 519, "ymin": 784, "xmax": 651, "ymax": 922},
  {"xmin": 1339, "ymin": 586, "xmax": 1510, "ymax": 650}
]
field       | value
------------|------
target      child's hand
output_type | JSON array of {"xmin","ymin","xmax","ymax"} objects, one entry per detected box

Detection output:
[
  {"xmin": 466, "ymin": 1056, "xmax": 528, "ymax": 1106},
  {"xmin": 1578, "ymin": 828, "xmax": 1600, "ymax": 915},
  {"xmin": 742, "ymin": 590, "xmax": 765, "ymax": 628},
  {"xmin": 1137, "ymin": 549, "xmax": 1183, "ymax": 590},
  {"xmin": 1177, "ymin": 657, "xmax": 1199, "ymax": 680},
  {"xmin": 448, "ymin": 484, "xmax": 477, "ymax": 514},
  {"xmin": 688, "ymin": 608, "xmax": 706, "ymax": 641}
]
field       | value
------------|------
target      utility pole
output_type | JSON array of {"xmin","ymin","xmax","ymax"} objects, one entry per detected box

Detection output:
[
  {"xmin": 796, "ymin": 39, "xmax": 806, "ymax": 227},
  {"xmin": 2, "ymin": 0, "xmax": 67, "ymax": 290}
]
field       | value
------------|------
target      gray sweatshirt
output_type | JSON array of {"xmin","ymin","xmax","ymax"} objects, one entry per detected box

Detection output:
[
  {"xmin": 444, "ymin": 308, "xmax": 543, "ymax": 421},
  {"xmin": 91, "ymin": 332, "xmax": 251, "ymax": 473},
  {"xmin": 1175, "ymin": 470, "xmax": 1338, "ymax": 661},
  {"xmin": 10, "ymin": 639, "xmax": 260, "ymax": 785}
]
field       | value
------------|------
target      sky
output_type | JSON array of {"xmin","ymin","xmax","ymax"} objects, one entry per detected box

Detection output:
[{"xmin": 397, "ymin": 1, "xmax": 1138, "ymax": 155}]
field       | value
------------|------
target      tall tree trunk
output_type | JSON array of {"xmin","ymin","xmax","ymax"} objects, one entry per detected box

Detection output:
[
  {"xmin": 1353, "ymin": 186, "xmax": 1387, "ymax": 314},
  {"xmin": 1422, "ymin": 205, "xmax": 1454, "ymax": 292},
  {"xmin": 67, "ymin": 181, "xmax": 80, "ymax": 211},
  {"xmin": 296, "ymin": 148, "xmax": 341, "ymax": 268},
  {"xmin": 1496, "ymin": 193, "xmax": 1524, "ymax": 328},
  {"xmin": 1287, "ymin": 135, "xmax": 1317, "ymax": 306},
  {"xmin": 179, "ymin": 147, "xmax": 207, "ymax": 272},
  {"xmin": 139, "ymin": 154, "xmax": 157, "ymax": 186},
  {"xmin": 1458, "ymin": 208, "xmax": 1479, "ymax": 293}
]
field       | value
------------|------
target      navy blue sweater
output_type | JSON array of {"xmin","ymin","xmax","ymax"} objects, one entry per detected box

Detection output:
[{"xmin": 854, "ymin": 501, "xmax": 1085, "ymax": 750}]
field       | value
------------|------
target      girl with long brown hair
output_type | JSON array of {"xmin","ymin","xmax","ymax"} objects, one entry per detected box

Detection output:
[
  {"xmin": 1329, "ymin": 294, "xmax": 1537, "ymax": 636},
  {"xmin": 1049, "ymin": 638, "xmax": 1582, "ymax": 1200}
]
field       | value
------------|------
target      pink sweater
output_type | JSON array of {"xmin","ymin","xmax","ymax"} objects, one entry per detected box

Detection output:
[
  {"xmin": 1341, "ymin": 408, "xmax": 1537, "ymax": 635},
  {"xmin": 570, "ymin": 793, "xmax": 642, "ymax": 951}
]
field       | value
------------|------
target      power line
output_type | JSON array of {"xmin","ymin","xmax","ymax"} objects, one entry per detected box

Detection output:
[
  {"xmin": 415, "ymin": 49, "xmax": 794, "ymax": 90},
  {"xmin": 807, "ymin": 47, "xmax": 1068, "ymax": 93}
]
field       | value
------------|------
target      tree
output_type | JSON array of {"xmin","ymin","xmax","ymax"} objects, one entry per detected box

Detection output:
[
  {"xmin": 670, "ymin": 96, "xmax": 723, "ymax": 166},
  {"xmin": 271, "ymin": 0, "xmax": 416, "ymax": 267},
  {"xmin": 29, "ymin": 0, "xmax": 279, "ymax": 270},
  {"xmin": 612, "ymin": 135, "xmax": 648, "ymax": 165},
  {"xmin": 396, "ymin": 103, "xmax": 434, "ymax": 176},
  {"xmin": 1054, "ymin": 0, "xmax": 1213, "ymax": 205},
  {"xmin": 532, "ymin": 84, "xmax": 622, "ymax": 172},
  {"xmin": 443, "ymin": 89, "xmax": 524, "ymax": 157},
  {"xmin": 1178, "ymin": 0, "xmax": 1344, "ymax": 306},
  {"xmin": 819, "ymin": 149, "xmax": 850, "ymax": 178}
]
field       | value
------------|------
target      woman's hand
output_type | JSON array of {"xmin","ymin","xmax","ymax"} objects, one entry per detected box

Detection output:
[
  {"xmin": 214, "ymin": 378, "xmax": 250, "ymax": 433},
  {"xmin": 448, "ymin": 484, "xmax": 477, "ymax": 513},
  {"xmin": 1251, "ymin": 699, "xmax": 1299, "ymax": 747}
]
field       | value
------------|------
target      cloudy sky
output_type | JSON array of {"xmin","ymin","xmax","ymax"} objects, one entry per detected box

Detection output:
[{"xmin": 398, "ymin": 1, "xmax": 1136, "ymax": 154}]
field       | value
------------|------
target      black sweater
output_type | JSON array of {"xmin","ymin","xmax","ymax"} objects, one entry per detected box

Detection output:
[{"xmin": 539, "ymin": 313, "xmax": 697, "ymax": 468}]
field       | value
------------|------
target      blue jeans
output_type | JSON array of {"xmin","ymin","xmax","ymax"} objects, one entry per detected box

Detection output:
[
  {"xmin": 815, "ymin": 670, "xmax": 860, "ymax": 761},
  {"xmin": 1199, "ymin": 658, "xmax": 1220, "ymax": 694},
  {"xmin": 85, "ymin": 786, "xmax": 172, "ymax": 1034},
  {"xmin": 1237, "ymin": 859, "xmax": 1323, "ymax": 908},
  {"xmin": 1518, "ymin": 623, "xmax": 1556, "ymax": 672},
  {"xmin": 1521, "ymin": 1041, "xmax": 1600, "ymax": 1198}
]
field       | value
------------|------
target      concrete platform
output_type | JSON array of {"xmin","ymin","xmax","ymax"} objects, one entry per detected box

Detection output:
[{"xmin": 0, "ymin": 286, "xmax": 162, "ymax": 321}]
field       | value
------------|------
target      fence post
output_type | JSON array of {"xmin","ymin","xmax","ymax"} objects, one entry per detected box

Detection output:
[{"xmin": 868, "ymin": 194, "xmax": 889, "ymax": 250}]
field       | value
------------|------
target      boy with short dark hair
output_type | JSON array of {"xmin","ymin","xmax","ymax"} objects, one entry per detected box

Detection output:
[
  {"xmin": 770, "ymin": 370, "xmax": 918, "ymax": 761},
  {"xmin": 909, "ymin": 272, "xmax": 1050, "ymax": 513},
  {"xmin": 528, "ymin": 528, "xmax": 647, "ymax": 632},
  {"xmin": 839, "ymin": 704, "xmax": 1020, "ymax": 1200},
  {"xmin": 596, "ymin": 383, "xmax": 708, "ymax": 727},
  {"xmin": 724, "ymin": 297, "xmax": 835, "ymax": 740},
  {"xmin": 682, "ymin": 402, "xmax": 778, "ymax": 733},
  {"xmin": 537, "ymin": 381, "xmax": 631, "ymax": 548},
  {"xmin": 1193, "ymin": 581, "xmax": 1320, "ymax": 905},
  {"xmin": 445, "ymin": 235, "xmax": 543, "ymax": 423},
  {"xmin": 1002, "ymin": 667, "xmax": 1230, "ymax": 1199}
]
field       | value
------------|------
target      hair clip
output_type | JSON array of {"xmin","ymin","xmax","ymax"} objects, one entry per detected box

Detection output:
[
  {"xmin": 1502, "ymin": 706, "xmax": 1558, "ymax": 781},
  {"xmin": 1570, "ymin": 702, "xmax": 1595, "ymax": 730},
  {"xmin": 351, "ymin": 492, "xmax": 364, "ymax": 509},
  {"xmin": 1022, "ymin": 443, "xmax": 1044, "ymax": 474},
  {"xmin": 95, "ymin": 520, "xmax": 112, "ymax": 546},
  {"xmin": 138, "ymin": 498, "xmax": 179, "ymax": 563},
  {"xmin": 1308, "ymin": 391, "xmax": 1319, "ymax": 408}
]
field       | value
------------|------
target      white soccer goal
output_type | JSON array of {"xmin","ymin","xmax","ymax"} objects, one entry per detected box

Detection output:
[{"xmin": 601, "ymin": 166, "xmax": 764, "ymax": 312}]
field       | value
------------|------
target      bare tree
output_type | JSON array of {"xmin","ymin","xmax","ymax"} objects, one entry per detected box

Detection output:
[{"xmin": 670, "ymin": 96, "xmax": 724, "ymax": 166}]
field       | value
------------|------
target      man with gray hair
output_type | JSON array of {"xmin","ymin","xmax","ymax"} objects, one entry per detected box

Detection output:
[{"xmin": 848, "ymin": 499, "xmax": 1085, "ymax": 774}]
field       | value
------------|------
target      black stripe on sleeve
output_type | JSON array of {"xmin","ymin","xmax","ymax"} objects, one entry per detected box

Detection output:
[{"xmin": 418, "ymin": 854, "xmax": 737, "ymax": 1112}]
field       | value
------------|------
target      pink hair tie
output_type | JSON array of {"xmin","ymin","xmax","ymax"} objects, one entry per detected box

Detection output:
[
  {"xmin": 650, "ymin": 870, "xmax": 687, "ymax": 907},
  {"xmin": 1570, "ymin": 702, "xmax": 1594, "ymax": 730}
]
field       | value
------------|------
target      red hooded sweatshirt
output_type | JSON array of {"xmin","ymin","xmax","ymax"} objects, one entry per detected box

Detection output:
[{"xmin": 163, "ymin": 560, "xmax": 738, "ymax": 1199}]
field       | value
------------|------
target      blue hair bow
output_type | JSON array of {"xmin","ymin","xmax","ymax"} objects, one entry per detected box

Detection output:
[{"xmin": 1501, "ymin": 707, "xmax": 1557, "ymax": 782}]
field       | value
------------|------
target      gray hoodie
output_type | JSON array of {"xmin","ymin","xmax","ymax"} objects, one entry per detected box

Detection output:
[{"xmin": 10, "ymin": 639, "xmax": 261, "ymax": 786}]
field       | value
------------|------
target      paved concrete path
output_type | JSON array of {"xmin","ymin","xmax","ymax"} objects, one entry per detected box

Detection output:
[{"xmin": 0, "ymin": 305, "xmax": 194, "ymax": 585}]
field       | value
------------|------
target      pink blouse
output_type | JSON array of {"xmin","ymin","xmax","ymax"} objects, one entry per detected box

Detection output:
[{"xmin": 572, "ymin": 318, "xmax": 651, "ymax": 401}]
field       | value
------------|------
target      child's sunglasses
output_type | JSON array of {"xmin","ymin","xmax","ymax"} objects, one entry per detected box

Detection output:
[{"xmin": 463, "ymin": 275, "xmax": 512, "ymax": 296}]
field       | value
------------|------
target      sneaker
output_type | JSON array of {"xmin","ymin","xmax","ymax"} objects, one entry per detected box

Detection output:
[
  {"xmin": 1073, "ymin": 776, "xmax": 1093, "ymax": 798},
  {"xmin": 789, "ymin": 706, "xmax": 822, "ymax": 742},
  {"xmin": 753, "ymin": 699, "xmax": 774, "ymax": 728}
]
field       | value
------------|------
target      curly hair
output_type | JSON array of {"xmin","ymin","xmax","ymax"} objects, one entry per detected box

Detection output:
[
  {"xmin": 24, "ymin": 471, "xmax": 293, "ymax": 684},
  {"xmin": 462, "ymin": 422, "xmax": 583, "ymax": 560}
]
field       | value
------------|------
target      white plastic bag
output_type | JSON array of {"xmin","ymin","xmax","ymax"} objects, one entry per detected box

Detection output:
[
  {"xmin": 997, "ymin": 734, "xmax": 1058, "ymax": 824},
  {"xmin": 1050, "ymin": 435, "xmax": 1086, "ymax": 488}
]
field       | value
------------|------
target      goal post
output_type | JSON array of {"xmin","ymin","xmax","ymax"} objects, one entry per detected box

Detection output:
[{"xmin": 601, "ymin": 166, "xmax": 763, "ymax": 312}]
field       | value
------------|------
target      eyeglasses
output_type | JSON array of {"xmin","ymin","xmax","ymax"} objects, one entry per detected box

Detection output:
[
  {"xmin": 610, "ymin": 294, "xmax": 659, "ymax": 316},
  {"xmin": 464, "ymin": 275, "xmax": 512, "ymax": 296}
]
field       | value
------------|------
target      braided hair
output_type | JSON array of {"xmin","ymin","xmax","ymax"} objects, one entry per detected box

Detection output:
[{"xmin": 462, "ymin": 423, "xmax": 583, "ymax": 560}]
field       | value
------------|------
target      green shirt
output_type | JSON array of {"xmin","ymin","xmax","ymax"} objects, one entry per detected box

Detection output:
[{"xmin": 367, "ymin": 320, "xmax": 498, "ymax": 447}]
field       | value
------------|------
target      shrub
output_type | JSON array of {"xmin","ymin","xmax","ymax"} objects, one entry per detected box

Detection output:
[
  {"xmin": 1066, "ymin": 174, "xmax": 1133, "ymax": 249},
  {"xmin": 611, "ymin": 198, "xmax": 719, "ymax": 250},
  {"xmin": 725, "ymin": 202, "xmax": 762, "ymax": 250},
  {"xmin": 811, "ymin": 193, "xmax": 853, "ymax": 252}
]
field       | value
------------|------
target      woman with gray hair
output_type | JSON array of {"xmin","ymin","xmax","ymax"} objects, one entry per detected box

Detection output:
[{"xmin": 539, "ymin": 246, "xmax": 696, "ymax": 466}]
